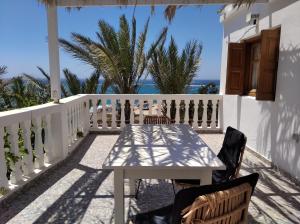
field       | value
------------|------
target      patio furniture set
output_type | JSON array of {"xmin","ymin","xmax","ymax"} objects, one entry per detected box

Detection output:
[{"xmin": 102, "ymin": 115, "xmax": 259, "ymax": 224}]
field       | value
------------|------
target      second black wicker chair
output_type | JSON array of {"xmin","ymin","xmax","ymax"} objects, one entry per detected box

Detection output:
[{"xmin": 174, "ymin": 126, "xmax": 247, "ymax": 187}]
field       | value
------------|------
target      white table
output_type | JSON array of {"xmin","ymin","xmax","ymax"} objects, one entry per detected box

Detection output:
[{"xmin": 102, "ymin": 124, "xmax": 225, "ymax": 224}]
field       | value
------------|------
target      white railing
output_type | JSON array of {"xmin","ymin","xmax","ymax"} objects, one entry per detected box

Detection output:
[
  {"xmin": 0, "ymin": 95, "xmax": 89, "ymax": 192},
  {"xmin": 0, "ymin": 94, "xmax": 222, "ymax": 193},
  {"xmin": 85, "ymin": 94, "xmax": 223, "ymax": 132}
]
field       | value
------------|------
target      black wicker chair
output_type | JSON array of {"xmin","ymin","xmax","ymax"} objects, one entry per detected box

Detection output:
[
  {"xmin": 174, "ymin": 126, "xmax": 247, "ymax": 187},
  {"xmin": 131, "ymin": 173, "xmax": 259, "ymax": 224}
]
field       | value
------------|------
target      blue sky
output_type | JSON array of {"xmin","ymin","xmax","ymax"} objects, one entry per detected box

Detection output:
[{"xmin": 0, "ymin": 0, "xmax": 223, "ymax": 80}]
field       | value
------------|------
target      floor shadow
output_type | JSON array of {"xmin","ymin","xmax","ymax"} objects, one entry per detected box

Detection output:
[{"xmin": 0, "ymin": 134, "xmax": 111, "ymax": 223}]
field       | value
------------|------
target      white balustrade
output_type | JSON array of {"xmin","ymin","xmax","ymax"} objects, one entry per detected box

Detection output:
[
  {"xmin": 84, "ymin": 94, "xmax": 222, "ymax": 132},
  {"xmin": 0, "ymin": 94, "xmax": 221, "ymax": 192}
]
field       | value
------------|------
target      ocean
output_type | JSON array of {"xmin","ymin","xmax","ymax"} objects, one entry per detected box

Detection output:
[{"xmin": 98, "ymin": 79, "xmax": 220, "ymax": 94}]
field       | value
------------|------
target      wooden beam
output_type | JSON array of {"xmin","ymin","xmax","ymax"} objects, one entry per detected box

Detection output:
[{"xmin": 57, "ymin": 0, "xmax": 269, "ymax": 7}]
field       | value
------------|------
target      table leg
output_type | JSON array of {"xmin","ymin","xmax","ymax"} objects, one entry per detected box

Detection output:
[
  {"xmin": 129, "ymin": 178, "xmax": 136, "ymax": 196},
  {"xmin": 201, "ymin": 170, "xmax": 212, "ymax": 185},
  {"xmin": 114, "ymin": 169, "xmax": 124, "ymax": 224}
]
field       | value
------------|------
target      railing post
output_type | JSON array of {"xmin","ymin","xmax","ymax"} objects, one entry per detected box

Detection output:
[
  {"xmin": 44, "ymin": 114, "xmax": 55, "ymax": 163},
  {"xmin": 211, "ymin": 99, "xmax": 217, "ymax": 129},
  {"xmin": 157, "ymin": 99, "xmax": 162, "ymax": 116},
  {"xmin": 0, "ymin": 126, "xmax": 9, "ymax": 188},
  {"xmin": 20, "ymin": 120, "xmax": 34, "ymax": 175},
  {"xmin": 120, "ymin": 99, "xmax": 125, "ymax": 128},
  {"xmin": 102, "ymin": 98, "xmax": 107, "ymax": 129},
  {"xmin": 148, "ymin": 99, "xmax": 153, "ymax": 116},
  {"xmin": 84, "ymin": 99, "xmax": 90, "ymax": 133},
  {"xmin": 111, "ymin": 99, "xmax": 117, "ymax": 130},
  {"xmin": 93, "ymin": 98, "xmax": 98, "ymax": 129},
  {"xmin": 193, "ymin": 99, "xmax": 198, "ymax": 130},
  {"xmin": 202, "ymin": 99, "xmax": 208, "ymax": 129},
  {"xmin": 184, "ymin": 99, "xmax": 189, "ymax": 124},
  {"xmin": 175, "ymin": 100, "xmax": 180, "ymax": 124},
  {"xmin": 33, "ymin": 117, "xmax": 44, "ymax": 169},
  {"xmin": 130, "ymin": 99, "xmax": 135, "ymax": 124},
  {"xmin": 7, "ymin": 124, "xmax": 22, "ymax": 184},
  {"xmin": 139, "ymin": 98, "xmax": 143, "ymax": 124}
]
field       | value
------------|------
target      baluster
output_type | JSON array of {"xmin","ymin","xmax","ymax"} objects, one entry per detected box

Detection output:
[
  {"xmin": 78, "ymin": 102, "xmax": 83, "ymax": 133},
  {"xmin": 111, "ymin": 99, "xmax": 117, "ymax": 130},
  {"xmin": 211, "ymin": 99, "xmax": 217, "ymax": 129},
  {"xmin": 120, "ymin": 99, "xmax": 125, "ymax": 128},
  {"xmin": 166, "ymin": 99, "xmax": 171, "ymax": 120},
  {"xmin": 44, "ymin": 115, "xmax": 55, "ymax": 163},
  {"xmin": 67, "ymin": 109, "xmax": 72, "ymax": 145},
  {"xmin": 102, "ymin": 99, "xmax": 107, "ymax": 129},
  {"xmin": 33, "ymin": 117, "xmax": 44, "ymax": 169},
  {"xmin": 148, "ymin": 99, "xmax": 153, "ymax": 116},
  {"xmin": 93, "ymin": 99, "xmax": 98, "ymax": 129},
  {"xmin": 0, "ymin": 126, "xmax": 9, "ymax": 188},
  {"xmin": 84, "ymin": 100, "xmax": 91, "ymax": 133},
  {"xmin": 130, "ymin": 99, "xmax": 135, "ymax": 124},
  {"xmin": 7, "ymin": 124, "xmax": 22, "ymax": 184},
  {"xmin": 157, "ymin": 99, "xmax": 162, "ymax": 116},
  {"xmin": 139, "ymin": 99, "xmax": 143, "ymax": 124},
  {"xmin": 175, "ymin": 100, "xmax": 181, "ymax": 124},
  {"xmin": 193, "ymin": 100, "xmax": 199, "ymax": 130},
  {"xmin": 202, "ymin": 99, "xmax": 208, "ymax": 129},
  {"xmin": 20, "ymin": 120, "xmax": 34, "ymax": 175},
  {"xmin": 184, "ymin": 99, "xmax": 189, "ymax": 124},
  {"xmin": 73, "ymin": 106, "xmax": 76, "ymax": 137},
  {"xmin": 76, "ymin": 104, "xmax": 79, "ymax": 133}
]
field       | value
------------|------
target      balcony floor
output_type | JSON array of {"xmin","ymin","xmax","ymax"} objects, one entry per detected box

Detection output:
[{"xmin": 0, "ymin": 133, "xmax": 300, "ymax": 224}]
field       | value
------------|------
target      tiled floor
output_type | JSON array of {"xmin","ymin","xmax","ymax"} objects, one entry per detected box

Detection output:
[{"xmin": 0, "ymin": 133, "xmax": 299, "ymax": 224}]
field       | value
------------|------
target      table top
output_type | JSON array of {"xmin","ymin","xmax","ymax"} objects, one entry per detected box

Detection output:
[{"xmin": 102, "ymin": 124, "xmax": 225, "ymax": 170}]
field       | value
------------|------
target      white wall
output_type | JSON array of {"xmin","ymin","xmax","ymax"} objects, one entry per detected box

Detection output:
[{"xmin": 220, "ymin": 0, "xmax": 300, "ymax": 180}]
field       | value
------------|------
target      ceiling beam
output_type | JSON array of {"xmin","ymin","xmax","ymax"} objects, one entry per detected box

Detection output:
[{"xmin": 56, "ymin": 0, "xmax": 269, "ymax": 7}]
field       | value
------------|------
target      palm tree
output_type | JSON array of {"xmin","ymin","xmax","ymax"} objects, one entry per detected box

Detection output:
[
  {"xmin": 149, "ymin": 37, "xmax": 202, "ymax": 94},
  {"xmin": 24, "ymin": 66, "xmax": 68, "ymax": 100},
  {"xmin": 62, "ymin": 69, "xmax": 101, "ymax": 96},
  {"xmin": 149, "ymin": 37, "xmax": 202, "ymax": 121},
  {"xmin": 59, "ymin": 14, "xmax": 167, "ymax": 94},
  {"xmin": 0, "ymin": 66, "xmax": 12, "ymax": 111}
]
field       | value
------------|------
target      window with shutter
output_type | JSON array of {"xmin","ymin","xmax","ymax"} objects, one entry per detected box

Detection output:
[
  {"xmin": 256, "ymin": 28, "xmax": 281, "ymax": 101},
  {"xmin": 225, "ymin": 27, "xmax": 281, "ymax": 101},
  {"xmin": 225, "ymin": 43, "xmax": 246, "ymax": 95}
]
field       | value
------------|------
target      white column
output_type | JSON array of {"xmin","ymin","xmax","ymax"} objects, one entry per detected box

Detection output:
[{"xmin": 47, "ymin": 4, "xmax": 61, "ymax": 102}]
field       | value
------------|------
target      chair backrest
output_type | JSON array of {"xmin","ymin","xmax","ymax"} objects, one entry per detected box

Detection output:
[
  {"xmin": 218, "ymin": 126, "xmax": 247, "ymax": 180},
  {"xmin": 143, "ymin": 115, "xmax": 171, "ymax": 125},
  {"xmin": 171, "ymin": 173, "xmax": 259, "ymax": 224},
  {"xmin": 182, "ymin": 183, "xmax": 252, "ymax": 224}
]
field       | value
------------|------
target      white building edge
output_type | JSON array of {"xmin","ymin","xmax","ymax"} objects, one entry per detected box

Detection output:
[{"xmin": 220, "ymin": 0, "xmax": 300, "ymax": 180}]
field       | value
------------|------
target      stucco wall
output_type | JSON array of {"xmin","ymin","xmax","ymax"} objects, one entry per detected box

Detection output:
[{"xmin": 220, "ymin": 0, "xmax": 300, "ymax": 180}]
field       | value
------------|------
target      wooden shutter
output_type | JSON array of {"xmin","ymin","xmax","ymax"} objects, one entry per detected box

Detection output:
[
  {"xmin": 226, "ymin": 43, "xmax": 246, "ymax": 95},
  {"xmin": 256, "ymin": 28, "xmax": 281, "ymax": 101}
]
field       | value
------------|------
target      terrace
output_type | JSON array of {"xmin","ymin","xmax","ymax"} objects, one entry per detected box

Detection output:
[{"xmin": 1, "ymin": 0, "xmax": 300, "ymax": 224}]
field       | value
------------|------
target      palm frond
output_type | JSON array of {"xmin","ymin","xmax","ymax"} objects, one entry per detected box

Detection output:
[{"xmin": 63, "ymin": 68, "xmax": 81, "ymax": 95}]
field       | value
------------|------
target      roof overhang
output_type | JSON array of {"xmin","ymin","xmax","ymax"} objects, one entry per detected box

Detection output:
[{"xmin": 56, "ymin": 0, "xmax": 269, "ymax": 7}]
